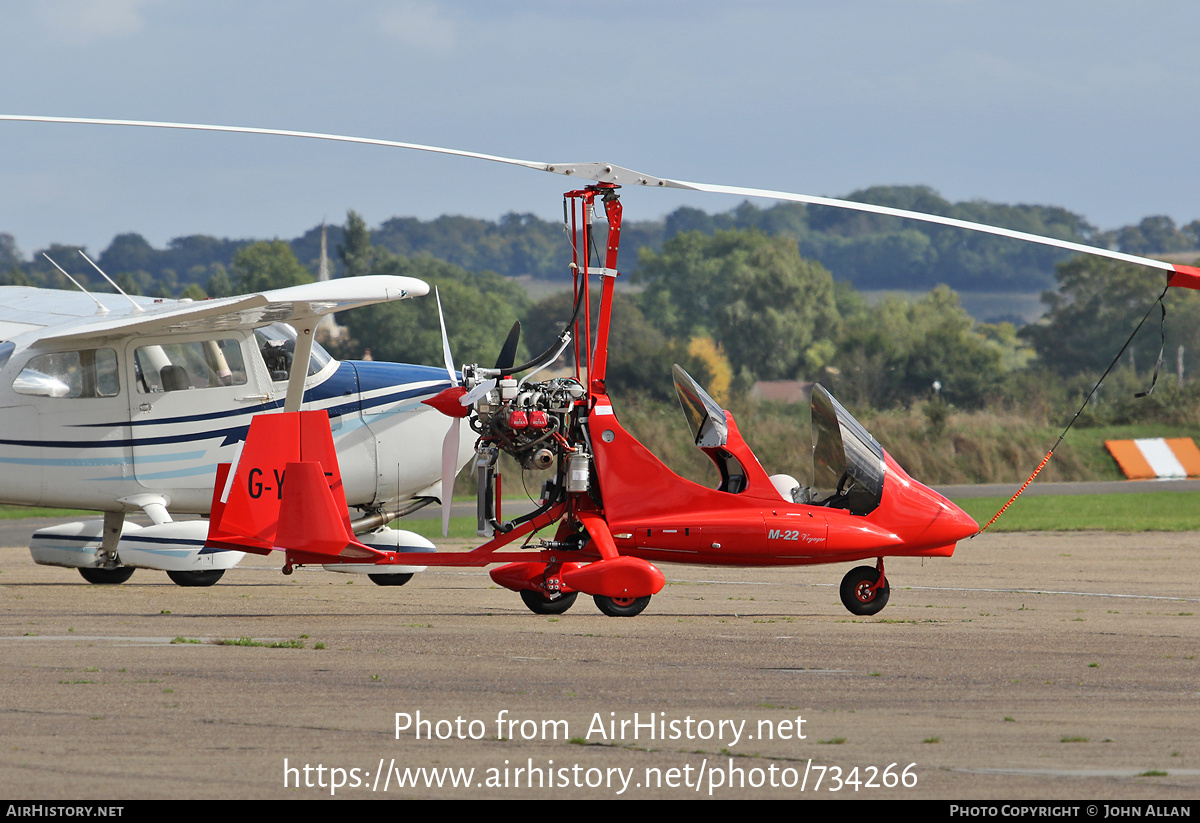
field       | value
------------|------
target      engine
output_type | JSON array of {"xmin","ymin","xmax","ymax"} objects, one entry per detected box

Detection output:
[{"xmin": 468, "ymin": 374, "xmax": 586, "ymax": 471}]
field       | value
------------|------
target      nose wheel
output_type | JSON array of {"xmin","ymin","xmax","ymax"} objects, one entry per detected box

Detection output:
[
  {"xmin": 593, "ymin": 594, "xmax": 651, "ymax": 617},
  {"xmin": 839, "ymin": 564, "xmax": 890, "ymax": 615},
  {"xmin": 78, "ymin": 566, "xmax": 135, "ymax": 585}
]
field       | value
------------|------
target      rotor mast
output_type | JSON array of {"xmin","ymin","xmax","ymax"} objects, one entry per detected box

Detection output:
[{"xmin": 564, "ymin": 184, "xmax": 623, "ymax": 403}]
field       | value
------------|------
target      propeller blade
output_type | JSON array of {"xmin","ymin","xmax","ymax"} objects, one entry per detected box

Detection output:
[
  {"xmin": 494, "ymin": 321, "xmax": 521, "ymax": 371},
  {"xmin": 462, "ymin": 378, "xmax": 497, "ymax": 407},
  {"xmin": 440, "ymin": 417, "xmax": 460, "ymax": 537},
  {"xmin": 435, "ymin": 287, "xmax": 457, "ymax": 387},
  {"xmin": 6, "ymin": 114, "xmax": 1197, "ymax": 284}
]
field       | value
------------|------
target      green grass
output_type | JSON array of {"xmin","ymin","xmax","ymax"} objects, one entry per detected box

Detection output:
[
  {"xmin": 8, "ymin": 478, "xmax": 1200, "ymax": 536},
  {"xmin": 397, "ymin": 514, "xmax": 488, "ymax": 540},
  {"xmin": 0, "ymin": 504, "xmax": 94, "ymax": 519},
  {"xmin": 954, "ymin": 490, "xmax": 1200, "ymax": 532},
  {"xmin": 215, "ymin": 636, "xmax": 305, "ymax": 648}
]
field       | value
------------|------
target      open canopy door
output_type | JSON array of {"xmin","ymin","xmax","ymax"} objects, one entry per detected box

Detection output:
[{"xmin": 810, "ymin": 384, "xmax": 885, "ymax": 515}]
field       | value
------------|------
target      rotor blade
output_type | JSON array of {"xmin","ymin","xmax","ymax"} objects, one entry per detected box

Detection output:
[
  {"xmin": 6, "ymin": 114, "xmax": 1196, "ymax": 284},
  {"xmin": 440, "ymin": 418, "xmax": 460, "ymax": 538},
  {"xmin": 435, "ymin": 287, "xmax": 457, "ymax": 387},
  {"xmin": 663, "ymin": 178, "xmax": 1193, "ymax": 280},
  {"xmin": 0, "ymin": 115, "xmax": 552, "ymax": 177},
  {"xmin": 494, "ymin": 321, "xmax": 521, "ymax": 371}
]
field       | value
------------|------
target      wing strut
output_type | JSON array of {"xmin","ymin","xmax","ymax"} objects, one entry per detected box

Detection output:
[{"xmin": 284, "ymin": 317, "xmax": 316, "ymax": 413}]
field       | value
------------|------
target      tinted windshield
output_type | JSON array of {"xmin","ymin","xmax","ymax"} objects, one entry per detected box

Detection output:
[
  {"xmin": 254, "ymin": 323, "xmax": 332, "ymax": 381},
  {"xmin": 673, "ymin": 364, "xmax": 727, "ymax": 448},
  {"xmin": 811, "ymin": 384, "xmax": 884, "ymax": 515}
]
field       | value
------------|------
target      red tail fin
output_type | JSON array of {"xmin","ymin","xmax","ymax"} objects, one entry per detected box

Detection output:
[
  {"xmin": 211, "ymin": 412, "xmax": 300, "ymax": 550},
  {"xmin": 276, "ymin": 461, "xmax": 377, "ymax": 561},
  {"xmin": 207, "ymin": 461, "xmax": 274, "ymax": 555},
  {"xmin": 206, "ymin": 411, "xmax": 377, "ymax": 560}
]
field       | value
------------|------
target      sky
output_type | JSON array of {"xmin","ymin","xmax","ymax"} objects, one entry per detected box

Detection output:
[{"xmin": 1, "ymin": 0, "xmax": 1198, "ymax": 257}]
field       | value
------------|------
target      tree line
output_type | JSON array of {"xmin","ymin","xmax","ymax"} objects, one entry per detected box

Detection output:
[
  {"xmin": 3, "ymin": 199, "xmax": 1199, "ymax": 424},
  {"xmin": 4, "ymin": 185, "xmax": 1196, "ymax": 299}
]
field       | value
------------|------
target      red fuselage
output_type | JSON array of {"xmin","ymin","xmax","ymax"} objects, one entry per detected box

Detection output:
[{"xmin": 589, "ymin": 394, "xmax": 978, "ymax": 568}]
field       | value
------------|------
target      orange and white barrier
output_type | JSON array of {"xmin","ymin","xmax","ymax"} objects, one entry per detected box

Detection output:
[{"xmin": 1104, "ymin": 438, "xmax": 1200, "ymax": 480}]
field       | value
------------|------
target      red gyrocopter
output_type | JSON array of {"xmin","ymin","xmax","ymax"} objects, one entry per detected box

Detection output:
[{"xmin": 206, "ymin": 183, "xmax": 983, "ymax": 617}]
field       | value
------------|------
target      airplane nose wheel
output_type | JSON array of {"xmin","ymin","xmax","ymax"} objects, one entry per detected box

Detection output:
[
  {"xmin": 593, "ymin": 594, "xmax": 651, "ymax": 617},
  {"xmin": 839, "ymin": 565, "xmax": 890, "ymax": 616},
  {"xmin": 78, "ymin": 566, "xmax": 135, "ymax": 585}
]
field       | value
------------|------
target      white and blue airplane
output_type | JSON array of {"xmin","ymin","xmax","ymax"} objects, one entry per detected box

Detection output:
[{"xmin": 0, "ymin": 274, "xmax": 474, "ymax": 586}]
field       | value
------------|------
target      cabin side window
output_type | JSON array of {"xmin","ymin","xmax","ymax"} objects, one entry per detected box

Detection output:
[
  {"xmin": 13, "ymin": 349, "xmax": 120, "ymax": 398},
  {"xmin": 133, "ymin": 338, "xmax": 247, "ymax": 393}
]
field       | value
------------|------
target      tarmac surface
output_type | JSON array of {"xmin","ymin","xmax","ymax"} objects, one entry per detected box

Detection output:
[{"xmin": 2, "ymin": 527, "xmax": 1199, "ymax": 800}]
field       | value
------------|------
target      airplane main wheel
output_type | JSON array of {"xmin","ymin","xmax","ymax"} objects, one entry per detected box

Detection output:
[
  {"xmin": 369, "ymin": 573, "xmax": 414, "ymax": 587},
  {"xmin": 167, "ymin": 569, "xmax": 225, "ymax": 587},
  {"xmin": 840, "ymin": 566, "xmax": 890, "ymax": 616},
  {"xmin": 520, "ymin": 590, "xmax": 578, "ymax": 615},
  {"xmin": 78, "ymin": 566, "xmax": 135, "ymax": 585},
  {"xmin": 593, "ymin": 594, "xmax": 651, "ymax": 617}
]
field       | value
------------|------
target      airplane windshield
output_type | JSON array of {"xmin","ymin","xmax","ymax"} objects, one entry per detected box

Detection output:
[
  {"xmin": 810, "ymin": 384, "xmax": 884, "ymax": 515},
  {"xmin": 255, "ymin": 323, "xmax": 332, "ymax": 382},
  {"xmin": 672, "ymin": 365, "xmax": 727, "ymax": 448}
]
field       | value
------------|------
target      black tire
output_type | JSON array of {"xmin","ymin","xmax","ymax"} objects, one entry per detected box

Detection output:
[
  {"xmin": 166, "ymin": 569, "xmax": 225, "ymax": 587},
  {"xmin": 520, "ymin": 589, "xmax": 578, "ymax": 615},
  {"xmin": 839, "ymin": 566, "xmax": 890, "ymax": 616},
  {"xmin": 593, "ymin": 594, "xmax": 651, "ymax": 617},
  {"xmin": 78, "ymin": 566, "xmax": 135, "ymax": 585},
  {"xmin": 368, "ymin": 573, "xmax": 415, "ymax": 587}
]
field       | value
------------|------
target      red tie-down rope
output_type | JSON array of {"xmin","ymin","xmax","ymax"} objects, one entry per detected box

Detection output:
[{"xmin": 976, "ymin": 281, "xmax": 1171, "ymax": 534}]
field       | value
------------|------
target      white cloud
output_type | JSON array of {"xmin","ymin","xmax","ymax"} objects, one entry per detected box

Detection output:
[
  {"xmin": 33, "ymin": 0, "xmax": 161, "ymax": 46},
  {"xmin": 377, "ymin": 1, "xmax": 458, "ymax": 54}
]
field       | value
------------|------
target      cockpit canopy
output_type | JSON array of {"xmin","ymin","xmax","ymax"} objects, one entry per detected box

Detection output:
[
  {"xmin": 673, "ymin": 366, "xmax": 885, "ymax": 515},
  {"xmin": 673, "ymin": 364, "xmax": 728, "ymax": 448},
  {"xmin": 809, "ymin": 383, "xmax": 884, "ymax": 515}
]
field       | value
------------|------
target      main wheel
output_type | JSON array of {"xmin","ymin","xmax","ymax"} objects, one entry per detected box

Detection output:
[
  {"xmin": 520, "ymin": 589, "xmax": 578, "ymax": 615},
  {"xmin": 166, "ymin": 569, "xmax": 225, "ymax": 587},
  {"xmin": 368, "ymin": 573, "xmax": 414, "ymax": 587},
  {"xmin": 593, "ymin": 594, "xmax": 651, "ymax": 617},
  {"xmin": 839, "ymin": 566, "xmax": 890, "ymax": 616},
  {"xmin": 78, "ymin": 566, "xmax": 135, "ymax": 585}
]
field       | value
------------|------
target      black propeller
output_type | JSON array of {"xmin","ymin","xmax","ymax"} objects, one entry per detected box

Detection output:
[{"xmin": 494, "ymin": 321, "xmax": 521, "ymax": 371}]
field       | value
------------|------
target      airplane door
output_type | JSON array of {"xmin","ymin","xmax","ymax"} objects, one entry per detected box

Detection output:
[
  {"xmin": 2, "ymin": 346, "xmax": 131, "ymax": 509},
  {"xmin": 126, "ymin": 332, "xmax": 269, "ymax": 510}
]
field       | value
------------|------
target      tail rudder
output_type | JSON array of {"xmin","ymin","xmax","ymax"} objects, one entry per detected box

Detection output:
[
  {"xmin": 206, "ymin": 460, "xmax": 274, "ymax": 555},
  {"xmin": 206, "ymin": 410, "xmax": 377, "ymax": 561},
  {"xmin": 210, "ymin": 412, "xmax": 300, "ymax": 550},
  {"xmin": 276, "ymin": 460, "xmax": 378, "ymax": 562}
]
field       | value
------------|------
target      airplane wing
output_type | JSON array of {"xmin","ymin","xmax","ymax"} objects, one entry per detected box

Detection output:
[{"xmin": 0, "ymin": 276, "xmax": 427, "ymax": 344}]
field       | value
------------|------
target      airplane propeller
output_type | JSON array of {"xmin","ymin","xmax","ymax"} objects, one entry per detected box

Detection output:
[
  {"xmin": 434, "ymin": 288, "xmax": 462, "ymax": 537},
  {"xmin": 428, "ymin": 305, "xmax": 525, "ymax": 535},
  {"xmin": 495, "ymin": 321, "xmax": 521, "ymax": 371}
]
